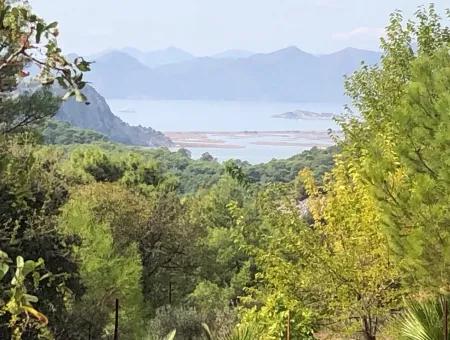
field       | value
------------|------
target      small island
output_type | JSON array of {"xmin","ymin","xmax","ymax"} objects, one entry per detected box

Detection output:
[{"xmin": 272, "ymin": 109, "xmax": 334, "ymax": 120}]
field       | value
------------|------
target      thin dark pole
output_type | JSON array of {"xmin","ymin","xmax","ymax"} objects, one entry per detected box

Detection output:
[
  {"xmin": 88, "ymin": 323, "xmax": 91, "ymax": 340},
  {"xmin": 169, "ymin": 281, "xmax": 172, "ymax": 305},
  {"xmin": 445, "ymin": 298, "xmax": 448, "ymax": 340},
  {"xmin": 286, "ymin": 310, "xmax": 290, "ymax": 340},
  {"xmin": 114, "ymin": 298, "xmax": 119, "ymax": 340}
]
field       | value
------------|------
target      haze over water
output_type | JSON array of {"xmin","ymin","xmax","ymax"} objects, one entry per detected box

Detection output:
[{"xmin": 107, "ymin": 99, "xmax": 342, "ymax": 163}]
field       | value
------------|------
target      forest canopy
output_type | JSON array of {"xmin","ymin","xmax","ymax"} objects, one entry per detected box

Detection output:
[{"xmin": 0, "ymin": 2, "xmax": 449, "ymax": 340}]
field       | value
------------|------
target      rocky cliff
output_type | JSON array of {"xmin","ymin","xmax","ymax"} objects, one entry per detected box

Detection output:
[{"xmin": 55, "ymin": 85, "xmax": 173, "ymax": 147}]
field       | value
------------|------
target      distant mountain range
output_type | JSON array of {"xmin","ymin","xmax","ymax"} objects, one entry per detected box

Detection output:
[
  {"xmin": 211, "ymin": 49, "xmax": 255, "ymax": 59},
  {"xmin": 120, "ymin": 47, "xmax": 195, "ymax": 68},
  {"xmin": 85, "ymin": 46, "xmax": 381, "ymax": 101}
]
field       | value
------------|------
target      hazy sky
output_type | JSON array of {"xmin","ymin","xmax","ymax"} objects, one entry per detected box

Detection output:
[{"xmin": 33, "ymin": 0, "xmax": 448, "ymax": 56}]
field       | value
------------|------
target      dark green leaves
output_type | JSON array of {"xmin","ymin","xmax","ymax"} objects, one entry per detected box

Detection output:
[
  {"xmin": 74, "ymin": 57, "xmax": 92, "ymax": 72},
  {"xmin": 36, "ymin": 22, "xmax": 45, "ymax": 43}
]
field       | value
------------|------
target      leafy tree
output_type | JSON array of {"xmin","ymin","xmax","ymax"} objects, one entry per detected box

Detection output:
[
  {"xmin": 200, "ymin": 152, "xmax": 215, "ymax": 162},
  {"xmin": 373, "ymin": 47, "xmax": 450, "ymax": 292},
  {"xmin": 0, "ymin": 0, "xmax": 91, "ymax": 140},
  {"xmin": 343, "ymin": 5, "xmax": 450, "ymax": 293},
  {"xmin": 140, "ymin": 190, "xmax": 201, "ymax": 311},
  {"xmin": 65, "ymin": 146, "xmax": 124, "ymax": 183},
  {"xmin": 301, "ymin": 160, "xmax": 403, "ymax": 339},
  {"xmin": 189, "ymin": 177, "xmax": 252, "ymax": 290},
  {"xmin": 60, "ymin": 183, "xmax": 148, "ymax": 339},
  {"xmin": 0, "ymin": 90, "xmax": 60, "ymax": 134},
  {"xmin": 245, "ymin": 146, "xmax": 337, "ymax": 184},
  {"xmin": 0, "ymin": 136, "xmax": 84, "ymax": 338},
  {"xmin": 145, "ymin": 306, "xmax": 206, "ymax": 340},
  {"xmin": 0, "ymin": 0, "xmax": 90, "ymax": 97},
  {"xmin": 42, "ymin": 120, "xmax": 108, "ymax": 145},
  {"xmin": 234, "ymin": 183, "xmax": 320, "ymax": 339}
]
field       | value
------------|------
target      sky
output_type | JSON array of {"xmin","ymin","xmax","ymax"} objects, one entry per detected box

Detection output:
[{"xmin": 32, "ymin": 0, "xmax": 449, "ymax": 56}]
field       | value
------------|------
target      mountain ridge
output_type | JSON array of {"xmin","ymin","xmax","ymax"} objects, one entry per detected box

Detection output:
[
  {"xmin": 120, "ymin": 46, "xmax": 195, "ymax": 68},
  {"xmin": 86, "ymin": 46, "xmax": 382, "ymax": 101}
]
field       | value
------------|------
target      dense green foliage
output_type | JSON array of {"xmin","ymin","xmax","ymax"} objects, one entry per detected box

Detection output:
[
  {"xmin": 342, "ymin": 6, "xmax": 450, "ymax": 294},
  {"xmin": 245, "ymin": 146, "xmax": 337, "ymax": 184},
  {"xmin": 48, "ymin": 142, "xmax": 336, "ymax": 194},
  {"xmin": 0, "ymin": 90, "xmax": 61, "ymax": 134},
  {"xmin": 1, "ymin": 2, "xmax": 449, "ymax": 340},
  {"xmin": 42, "ymin": 120, "xmax": 108, "ymax": 145}
]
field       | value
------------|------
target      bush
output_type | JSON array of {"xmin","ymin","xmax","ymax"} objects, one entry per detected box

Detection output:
[{"xmin": 146, "ymin": 306, "xmax": 206, "ymax": 340}]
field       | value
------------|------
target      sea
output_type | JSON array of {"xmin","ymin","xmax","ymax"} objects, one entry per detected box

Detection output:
[{"xmin": 107, "ymin": 99, "xmax": 345, "ymax": 164}]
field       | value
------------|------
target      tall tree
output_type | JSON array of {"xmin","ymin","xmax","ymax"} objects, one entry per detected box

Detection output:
[
  {"xmin": 60, "ymin": 183, "xmax": 148, "ymax": 339},
  {"xmin": 343, "ymin": 5, "xmax": 450, "ymax": 292},
  {"xmin": 301, "ymin": 160, "xmax": 403, "ymax": 339}
]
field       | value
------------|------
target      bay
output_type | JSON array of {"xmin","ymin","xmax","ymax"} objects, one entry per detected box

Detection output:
[{"xmin": 107, "ymin": 99, "xmax": 344, "ymax": 163}]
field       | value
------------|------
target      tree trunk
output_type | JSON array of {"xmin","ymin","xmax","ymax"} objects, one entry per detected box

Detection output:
[{"xmin": 363, "ymin": 317, "xmax": 376, "ymax": 340}]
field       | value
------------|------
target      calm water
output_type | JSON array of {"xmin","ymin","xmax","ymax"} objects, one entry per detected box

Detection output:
[{"xmin": 107, "ymin": 99, "xmax": 344, "ymax": 163}]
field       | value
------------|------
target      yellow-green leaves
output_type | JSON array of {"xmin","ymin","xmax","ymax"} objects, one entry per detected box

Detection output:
[{"xmin": 300, "ymin": 156, "xmax": 403, "ymax": 338}]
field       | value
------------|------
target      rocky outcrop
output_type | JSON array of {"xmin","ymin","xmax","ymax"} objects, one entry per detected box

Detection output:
[{"xmin": 55, "ymin": 85, "xmax": 173, "ymax": 147}]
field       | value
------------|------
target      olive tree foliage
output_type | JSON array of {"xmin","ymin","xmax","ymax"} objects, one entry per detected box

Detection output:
[
  {"xmin": 0, "ymin": 0, "xmax": 90, "ymax": 134},
  {"xmin": 342, "ymin": 5, "xmax": 450, "ymax": 292}
]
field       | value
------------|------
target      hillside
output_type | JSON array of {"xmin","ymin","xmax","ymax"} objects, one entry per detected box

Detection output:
[
  {"xmin": 42, "ymin": 120, "xmax": 109, "ymax": 145},
  {"xmin": 55, "ymin": 85, "xmax": 173, "ymax": 147},
  {"xmin": 86, "ymin": 46, "xmax": 381, "ymax": 101}
]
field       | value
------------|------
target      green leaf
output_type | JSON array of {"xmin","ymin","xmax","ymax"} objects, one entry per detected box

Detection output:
[
  {"xmin": 56, "ymin": 76, "xmax": 67, "ymax": 89},
  {"xmin": 77, "ymin": 81, "xmax": 87, "ymax": 89},
  {"xmin": 23, "ymin": 260, "xmax": 37, "ymax": 277},
  {"xmin": 24, "ymin": 293, "xmax": 39, "ymax": 304},
  {"xmin": 74, "ymin": 90, "xmax": 87, "ymax": 103},
  {"xmin": 74, "ymin": 57, "xmax": 91, "ymax": 72},
  {"xmin": 0, "ymin": 250, "xmax": 9, "ymax": 261},
  {"xmin": 18, "ymin": 8, "xmax": 28, "ymax": 19},
  {"xmin": 62, "ymin": 90, "xmax": 75, "ymax": 101},
  {"xmin": 164, "ymin": 330, "xmax": 176, "ymax": 340},
  {"xmin": 201, "ymin": 323, "xmax": 213, "ymax": 340},
  {"xmin": 45, "ymin": 21, "xmax": 58, "ymax": 30},
  {"xmin": 39, "ymin": 273, "xmax": 51, "ymax": 281},
  {"xmin": 16, "ymin": 256, "xmax": 24, "ymax": 269},
  {"xmin": 0, "ymin": 263, "xmax": 9, "ymax": 281},
  {"xmin": 36, "ymin": 22, "xmax": 45, "ymax": 43}
]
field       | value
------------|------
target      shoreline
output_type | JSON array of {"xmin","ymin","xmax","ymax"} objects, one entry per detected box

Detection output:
[{"xmin": 165, "ymin": 130, "xmax": 337, "ymax": 149}]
